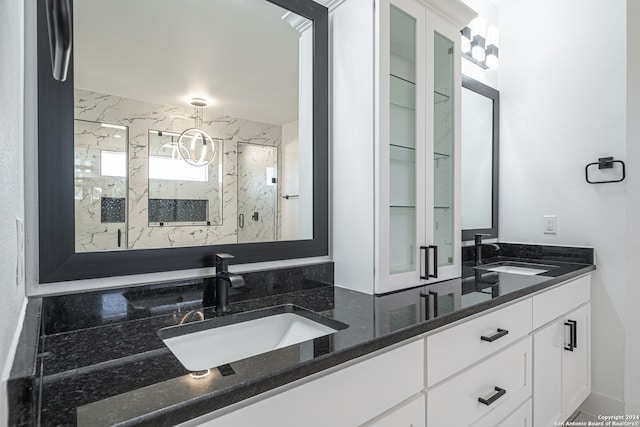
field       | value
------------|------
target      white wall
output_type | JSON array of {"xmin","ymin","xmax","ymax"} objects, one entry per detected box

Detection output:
[
  {"xmin": 625, "ymin": 0, "xmax": 640, "ymax": 416},
  {"xmin": 498, "ymin": 0, "xmax": 627, "ymax": 413},
  {"xmin": 0, "ymin": 0, "xmax": 27, "ymax": 423}
]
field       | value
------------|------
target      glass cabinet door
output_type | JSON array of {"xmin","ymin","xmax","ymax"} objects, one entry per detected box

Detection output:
[
  {"xmin": 389, "ymin": 5, "xmax": 418, "ymax": 276},
  {"xmin": 432, "ymin": 32, "xmax": 455, "ymax": 271}
]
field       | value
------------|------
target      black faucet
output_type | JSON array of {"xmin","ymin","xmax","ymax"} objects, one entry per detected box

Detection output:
[
  {"xmin": 202, "ymin": 253, "xmax": 245, "ymax": 314},
  {"xmin": 474, "ymin": 234, "xmax": 501, "ymax": 266}
]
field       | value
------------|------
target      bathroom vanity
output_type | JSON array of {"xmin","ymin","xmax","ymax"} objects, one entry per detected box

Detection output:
[{"xmin": 8, "ymin": 246, "xmax": 594, "ymax": 426}]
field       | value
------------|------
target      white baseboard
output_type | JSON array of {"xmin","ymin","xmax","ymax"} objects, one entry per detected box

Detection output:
[
  {"xmin": 580, "ymin": 392, "xmax": 625, "ymax": 417},
  {"xmin": 626, "ymin": 402, "xmax": 640, "ymax": 416}
]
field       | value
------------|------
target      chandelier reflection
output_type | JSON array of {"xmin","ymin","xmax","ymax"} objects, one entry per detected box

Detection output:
[{"xmin": 176, "ymin": 98, "xmax": 218, "ymax": 167}]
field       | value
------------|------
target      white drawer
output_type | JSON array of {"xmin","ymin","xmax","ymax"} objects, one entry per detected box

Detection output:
[
  {"xmin": 361, "ymin": 395, "xmax": 425, "ymax": 427},
  {"xmin": 532, "ymin": 275, "xmax": 590, "ymax": 329},
  {"xmin": 426, "ymin": 299, "xmax": 532, "ymax": 386},
  {"xmin": 427, "ymin": 338, "xmax": 532, "ymax": 427},
  {"xmin": 475, "ymin": 398, "xmax": 532, "ymax": 427}
]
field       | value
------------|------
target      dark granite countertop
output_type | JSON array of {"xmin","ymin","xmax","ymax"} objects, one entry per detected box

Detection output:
[{"xmin": 10, "ymin": 248, "xmax": 595, "ymax": 427}]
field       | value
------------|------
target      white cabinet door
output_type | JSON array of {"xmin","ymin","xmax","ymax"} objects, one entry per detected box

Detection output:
[
  {"xmin": 377, "ymin": 0, "xmax": 428, "ymax": 294},
  {"xmin": 424, "ymin": 11, "xmax": 463, "ymax": 284},
  {"xmin": 532, "ymin": 303, "xmax": 591, "ymax": 427},
  {"xmin": 194, "ymin": 340, "xmax": 424, "ymax": 427},
  {"xmin": 563, "ymin": 303, "xmax": 591, "ymax": 415},
  {"xmin": 362, "ymin": 395, "xmax": 426, "ymax": 427},
  {"xmin": 533, "ymin": 317, "xmax": 564, "ymax": 427}
]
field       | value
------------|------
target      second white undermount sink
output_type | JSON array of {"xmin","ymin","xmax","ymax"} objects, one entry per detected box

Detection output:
[
  {"xmin": 483, "ymin": 265, "xmax": 549, "ymax": 275},
  {"xmin": 158, "ymin": 305, "xmax": 348, "ymax": 371},
  {"xmin": 475, "ymin": 261, "xmax": 555, "ymax": 276}
]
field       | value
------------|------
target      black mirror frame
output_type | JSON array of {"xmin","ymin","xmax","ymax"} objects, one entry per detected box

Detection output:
[
  {"xmin": 37, "ymin": 0, "xmax": 329, "ymax": 283},
  {"xmin": 461, "ymin": 75, "xmax": 499, "ymax": 242}
]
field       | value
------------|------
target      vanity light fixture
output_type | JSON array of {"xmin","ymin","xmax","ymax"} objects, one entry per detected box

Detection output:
[
  {"xmin": 176, "ymin": 98, "xmax": 218, "ymax": 167},
  {"xmin": 461, "ymin": 17, "xmax": 499, "ymax": 70}
]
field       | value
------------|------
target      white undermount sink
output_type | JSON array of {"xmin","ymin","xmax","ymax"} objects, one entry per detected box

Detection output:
[
  {"xmin": 484, "ymin": 265, "xmax": 549, "ymax": 275},
  {"xmin": 158, "ymin": 305, "xmax": 348, "ymax": 371},
  {"xmin": 476, "ymin": 262, "xmax": 554, "ymax": 276}
]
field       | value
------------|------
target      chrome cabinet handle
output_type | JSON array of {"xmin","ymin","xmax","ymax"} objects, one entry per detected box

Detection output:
[
  {"xmin": 481, "ymin": 328, "xmax": 509, "ymax": 342},
  {"xmin": 238, "ymin": 214, "xmax": 244, "ymax": 228},
  {"xmin": 478, "ymin": 387, "xmax": 507, "ymax": 405},
  {"xmin": 46, "ymin": 0, "xmax": 72, "ymax": 81}
]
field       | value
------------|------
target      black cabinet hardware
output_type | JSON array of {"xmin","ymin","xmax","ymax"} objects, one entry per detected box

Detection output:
[
  {"xmin": 117, "ymin": 229, "xmax": 122, "ymax": 248},
  {"xmin": 45, "ymin": 0, "xmax": 72, "ymax": 81},
  {"xmin": 252, "ymin": 212, "xmax": 259, "ymax": 221},
  {"xmin": 420, "ymin": 245, "xmax": 439, "ymax": 279},
  {"xmin": 480, "ymin": 328, "xmax": 509, "ymax": 342},
  {"xmin": 564, "ymin": 319, "xmax": 577, "ymax": 351},
  {"xmin": 478, "ymin": 386, "xmax": 506, "ymax": 405}
]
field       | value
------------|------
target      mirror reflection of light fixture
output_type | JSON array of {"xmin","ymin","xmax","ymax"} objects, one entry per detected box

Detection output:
[
  {"xmin": 461, "ymin": 17, "xmax": 499, "ymax": 70},
  {"xmin": 176, "ymin": 98, "xmax": 217, "ymax": 167},
  {"xmin": 158, "ymin": 135, "xmax": 190, "ymax": 161}
]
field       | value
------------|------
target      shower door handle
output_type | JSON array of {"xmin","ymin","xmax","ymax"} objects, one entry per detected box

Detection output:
[{"xmin": 238, "ymin": 214, "xmax": 244, "ymax": 228}]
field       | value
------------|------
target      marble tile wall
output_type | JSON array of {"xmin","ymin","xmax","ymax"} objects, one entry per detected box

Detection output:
[
  {"xmin": 74, "ymin": 120, "xmax": 128, "ymax": 252},
  {"xmin": 74, "ymin": 89, "xmax": 282, "ymax": 250}
]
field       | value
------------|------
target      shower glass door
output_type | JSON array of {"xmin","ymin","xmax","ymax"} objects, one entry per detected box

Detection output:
[{"xmin": 237, "ymin": 142, "xmax": 279, "ymax": 243}]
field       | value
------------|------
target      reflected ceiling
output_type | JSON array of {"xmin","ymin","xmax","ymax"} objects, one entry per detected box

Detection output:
[{"xmin": 73, "ymin": 0, "xmax": 302, "ymax": 125}]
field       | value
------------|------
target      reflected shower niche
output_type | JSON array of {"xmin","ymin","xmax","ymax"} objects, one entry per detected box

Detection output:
[{"xmin": 148, "ymin": 130, "xmax": 223, "ymax": 227}]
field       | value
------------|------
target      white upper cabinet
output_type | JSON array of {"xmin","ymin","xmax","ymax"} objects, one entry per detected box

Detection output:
[{"xmin": 332, "ymin": 0, "xmax": 476, "ymax": 294}]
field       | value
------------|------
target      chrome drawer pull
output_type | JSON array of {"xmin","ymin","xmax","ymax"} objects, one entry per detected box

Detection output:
[
  {"xmin": 478, "ymin": 386, "xmax": 507, "ymax": 406},
  {"xmin": 480, "ymin": 328, "xmax": 509, "ymax": 342}
]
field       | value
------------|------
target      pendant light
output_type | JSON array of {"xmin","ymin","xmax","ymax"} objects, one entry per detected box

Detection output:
[{"xmin": 176, "ymin": 98, "xmax": 217, "ymax": 167}]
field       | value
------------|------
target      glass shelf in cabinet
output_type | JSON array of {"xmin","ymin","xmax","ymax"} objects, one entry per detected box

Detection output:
[
  {"xmin": 390, "ymin": 73, "xmax": 416, "ymax": 86},
  {"xmin": 434, "ymin": 90, "xmax": 451, "ymax": 104},
  {"xmin": 391, "ymin": 75, "xmax": 416, "ymax": 110}
]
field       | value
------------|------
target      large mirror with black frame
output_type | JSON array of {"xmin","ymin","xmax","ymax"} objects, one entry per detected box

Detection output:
[
  {"xmin": 461, "ymin": 76, "xmax": 499, "ymax": 241},
  {"xmin": 38, "ymin": 0, "xmax": 328, "ymax": 282}
]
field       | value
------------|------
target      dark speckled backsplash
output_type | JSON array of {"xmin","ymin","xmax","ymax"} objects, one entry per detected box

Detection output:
[
  {"xmin": 42, "ymin": 262, "xmax": 334, "ymax": 335},
  {"xmin": 462, "ymin": 242, "xmax": 594, "ymax": 265}
]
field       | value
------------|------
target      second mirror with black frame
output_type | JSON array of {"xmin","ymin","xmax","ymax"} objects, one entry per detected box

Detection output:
[{"xmin": 461, "ymin": 76, "xmax": 499, "ymax": 241}]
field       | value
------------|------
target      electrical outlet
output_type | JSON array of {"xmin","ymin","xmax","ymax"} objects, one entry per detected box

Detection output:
[
  {"xmin": 544, "ymin": 215, "xmax": 557, "ymax": 234},
  {"xmin": 16, "ymin": 218, "xmax": 25, "ymax": 287}
]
